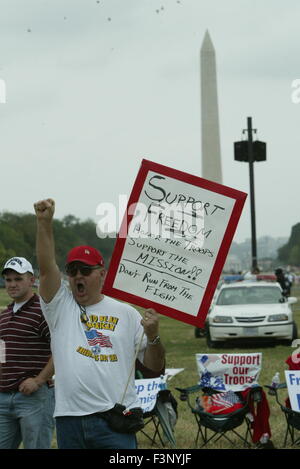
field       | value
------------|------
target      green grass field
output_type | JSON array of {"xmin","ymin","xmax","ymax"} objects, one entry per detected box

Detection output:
[{"xmin": 1, "ymin": 285, "xmax": 300, "ymax": 449}]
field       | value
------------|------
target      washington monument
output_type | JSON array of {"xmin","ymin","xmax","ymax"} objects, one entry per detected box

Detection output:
[{"xmin": 200, "ymin": 30, "xmax": 222, "ymax": 184}]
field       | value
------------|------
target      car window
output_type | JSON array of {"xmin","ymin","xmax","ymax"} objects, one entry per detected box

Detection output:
[{"xmin": 216, "ymin": 286, "xmax": 283, "ymax": 305}]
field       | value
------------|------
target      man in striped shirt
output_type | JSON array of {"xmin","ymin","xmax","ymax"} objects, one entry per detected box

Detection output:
[{"xmin": 0, "ymin": 257, "xmax": 54, "ymax": 449}]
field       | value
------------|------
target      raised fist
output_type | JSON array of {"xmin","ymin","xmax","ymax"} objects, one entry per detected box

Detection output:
[{"xmin": 34, "ymin": 199, "xmax": 55, "ymax": 221}]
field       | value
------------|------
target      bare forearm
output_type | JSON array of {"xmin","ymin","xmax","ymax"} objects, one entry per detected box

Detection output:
[
  {"xmin": 143, "ymin": 341, "xmax": 165, "ymax": 372},
  {"xmin": 35, "ymin": 356, "xmax": 55, "ymax": 386},
  {"xmin": 36, "ymin": 220, "xmax": 57, "ymax": 275},
  {"xmin": 19, "ymin": 357, "xmax": 55, "ymax": 395},
  {"xmin": 34, "ymin": 199, "xmax": 61, "ymax": 302}
]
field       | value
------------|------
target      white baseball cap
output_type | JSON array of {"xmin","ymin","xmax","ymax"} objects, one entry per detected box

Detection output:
[{"xmin": 2, "ymin": 257, "xmax": 34, "ymax": 275}]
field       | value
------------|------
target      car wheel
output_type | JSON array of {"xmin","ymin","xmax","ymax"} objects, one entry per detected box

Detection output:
[
  {"xmin": 194, "ymin": 327, "xmax": 205, "ymax": 338},
  {"xmin": 282, "ymin": 321, "xmax": 298, "ymax": 346},
  {"xmin": 205, "ymin": 325, "xmax": 223, "ymax": 348},
  {"xmin": 292, "ymin": 321, "xmax": 298, "ymax": 341}
]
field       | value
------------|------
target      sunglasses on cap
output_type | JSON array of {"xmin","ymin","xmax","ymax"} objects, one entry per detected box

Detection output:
[{"xmin": 65, "ymin": 263, "xmax": 102, "ymax": 277}]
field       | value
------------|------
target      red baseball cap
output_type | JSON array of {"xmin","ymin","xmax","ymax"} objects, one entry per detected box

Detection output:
[{"xmin": 66, "ymin": 246, "xmax": 104, "ymax": 267}]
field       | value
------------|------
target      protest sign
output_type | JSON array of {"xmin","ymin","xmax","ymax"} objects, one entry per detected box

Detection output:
[
  {"xmin": 135, "ymin": 377, "xmax": 165, "ymax": 413},
  {"xmin": 165, "ymin": 368, "xmax": 185, "ymax": 381},
  {"xmin": 102, "ymin": 159, "xmax": 247, "ymax": 327},
  {"xmin": 196, "ymin": 353, "xmax": 262, "ymax": 392},
  {"xmin": 285, "ymin": 370, "xmax": 300, "ymax": 411}
]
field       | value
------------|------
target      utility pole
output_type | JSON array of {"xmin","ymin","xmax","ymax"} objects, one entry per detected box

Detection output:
[
  {"xmin": 246, "ymin": 117, "xmax": 258, "ymax": 272},
  {"xmin": 234, "ymin": 117, "xmax": 266, "ymax": 273}
]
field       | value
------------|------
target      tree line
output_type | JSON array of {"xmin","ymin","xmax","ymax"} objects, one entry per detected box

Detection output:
[
  {"xmin": 0, "ymin": 212, "xmax": 116, "ymax": 273},
  {"xmin": 0, "ymin": 211, "xmax": 299, "ymax": 273},
  {"xmin": 278, "ymin": 223, "xmax": 300, "ymax": 267}
]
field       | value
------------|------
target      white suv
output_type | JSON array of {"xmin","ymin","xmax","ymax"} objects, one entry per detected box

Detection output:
[{"xmin": 206, "ymin": 281, "xmax": 298, "ymax": 347}]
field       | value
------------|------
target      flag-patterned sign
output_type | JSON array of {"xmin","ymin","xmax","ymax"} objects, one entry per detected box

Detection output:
[
  {"xmin": 196, "ymin": 353, "xmax": 262, "ymax": 392},
  {"xmin": 196, "ymin": 391, "xmax": 243, "ymax": 414}
]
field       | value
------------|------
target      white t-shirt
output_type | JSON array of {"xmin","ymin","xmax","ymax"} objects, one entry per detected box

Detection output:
[
  {"xmin": 13, "ymin": 300, "xmax": 28, "ymax": 313},
  {"xmin": 40, "ymin": 282, "xmax": 147, "ymax": 417}
]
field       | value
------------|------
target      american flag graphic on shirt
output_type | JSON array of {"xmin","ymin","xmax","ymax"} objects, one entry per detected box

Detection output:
[{"xmin": 85, "ymin": 329, "xmax": 112, "ymax": 348}]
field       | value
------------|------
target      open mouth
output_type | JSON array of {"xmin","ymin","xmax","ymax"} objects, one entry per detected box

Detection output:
[{"xmin": 76, "ymin": 281, "xmax": 86, "ymax": 295}]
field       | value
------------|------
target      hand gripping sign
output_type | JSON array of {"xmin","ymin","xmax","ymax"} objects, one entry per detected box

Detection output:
[{"xmin": 102, "ymin": 159, "xmax": 247, "ymax": 328}]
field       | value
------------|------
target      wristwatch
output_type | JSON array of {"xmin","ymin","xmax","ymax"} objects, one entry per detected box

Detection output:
[{"xmin": 147, "ymin": 335, "xmax": 161, "ymax": 345}]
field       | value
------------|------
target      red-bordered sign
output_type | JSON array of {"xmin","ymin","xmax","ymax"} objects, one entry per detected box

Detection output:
[{"xmin": 102, "ymin": 159, "xmax": 247, "ymax": 327}]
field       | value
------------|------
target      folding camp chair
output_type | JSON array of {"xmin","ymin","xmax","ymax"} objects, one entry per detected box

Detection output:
[
  {"xmin": 135, "ymin": 373, "xmax": 177, "ymax": 448},
  {"xmin": 140, "ymin": 389, "xmax": 177, "ymax": 447},
  {"xmin": 176, "ymin": 384, "xmax": 261, "ymax": 448},
  {"xmin": 141, "ymin": 407, "xmax": 165, "ymax": 447},
  {"xmin": 176, "ymin": 353, "xmax": 268, "ymax": 448},
  {"xmin": 266, "ymin": 383, "xmax": 300, "ymax": 447}
]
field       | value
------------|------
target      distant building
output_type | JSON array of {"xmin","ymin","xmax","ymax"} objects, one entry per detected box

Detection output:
[
  {"xmin": 224, "ymin": 254, "xmax": 242, "ymax": 273},
  {"xmin": 228, "ymin": 236, "xmax": 288, "ymax": 271}
]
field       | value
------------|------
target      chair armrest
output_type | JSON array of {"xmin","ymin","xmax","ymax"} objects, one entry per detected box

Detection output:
[
  {"xmin": 265, "ymin": 382, "xmax": 286, "ymax": 391},
  {"xmin": 175, "ymin": 384, "xmax": 202, "ymax": 394},
  {"xmin": 264, "ymin": 383, "xmax": 286, "ymax": 407},
  {"xmin": 175, "ymin": 385, "xmax": 202, "ymax": 408},
  {"xmin": 175, "ymin": 384, "xmax": 202, "ymax": 399}
]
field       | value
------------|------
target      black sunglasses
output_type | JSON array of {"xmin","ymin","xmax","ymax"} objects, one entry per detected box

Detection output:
[{"xmin": 65, "ymin": 263, "xmax": 102, "ymax": 277}]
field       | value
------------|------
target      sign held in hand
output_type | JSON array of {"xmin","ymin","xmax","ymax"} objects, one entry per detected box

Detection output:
[{"xmin": 102, "ymin": 159, "xmax": 247, "ymax": 327}]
